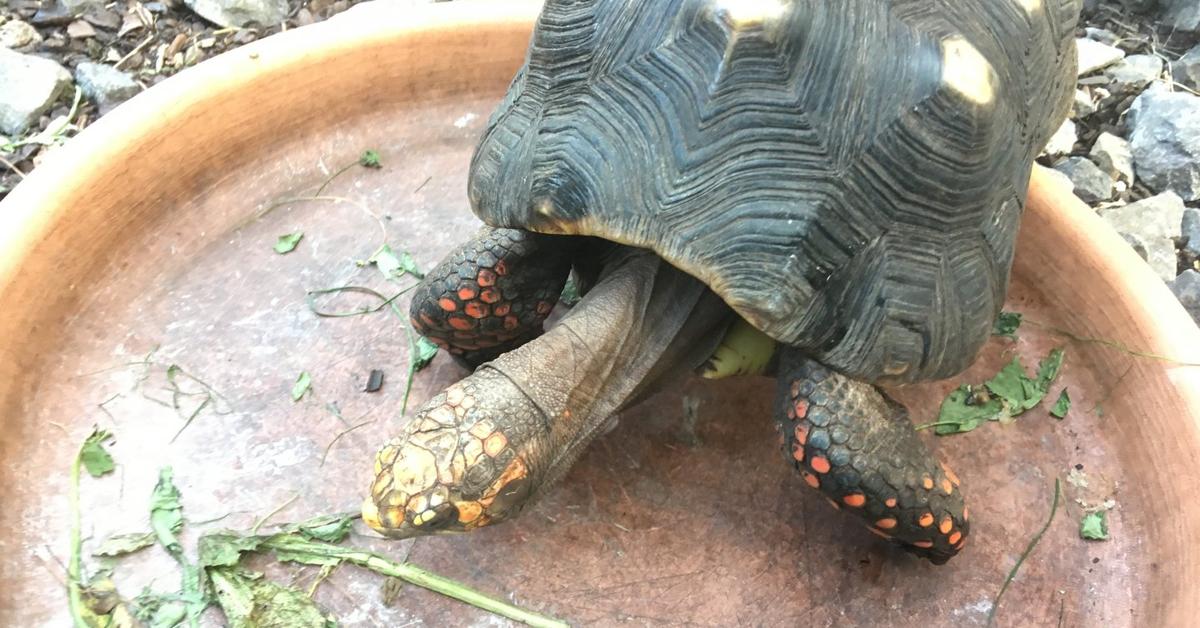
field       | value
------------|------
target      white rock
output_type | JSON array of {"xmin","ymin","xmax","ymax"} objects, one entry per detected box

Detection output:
[
  {"xmin": 1042, "ymin": 119, "xmax": 1076, "ymax": 157},
  {"xmin": 0, "ymin": 48, "xmax": 73, "ymax": 136},
  {"xmin": 1073, "ymin": 88, "xmax": 1097, "ymax": 118},
  {"xmin": 0, "ymin": 19, "xmax": 42, "ymax": 51},
  {"xmin": 1076, "ymin": 38, "xmax": 1125, "ymax": 76},
  {"xmin": 184, "ymin": 0, "xmax": 289, "ymax": 27},
  {"xmin": 1128, "ymin": 86, "xmax": 1200, "ymax": 201},
  {"xmin": 1089, "ymin": 132, "xmax": 1135, "ymax": 184}
]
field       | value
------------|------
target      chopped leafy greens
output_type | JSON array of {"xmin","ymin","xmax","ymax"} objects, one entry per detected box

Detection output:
[
  {"xmin": 94, "ymin": 532, "xmax": 156, "ymax": 557},
  {"xmin": 992, "ymin": 311, "xmax": 1023, "ymax": 338},
  {"xmin": 414, "ymin": 337, "xmax": 439, "ymax": 371},
  {"xmin": 1051, "ymin": 389, "xmax": 1071, "ymax": 419},
  {"xmin": 292, "ymin": 371, "xmax": 312, "ymax": 402},
  {"xmin": 359, "ymin": 150, "xmax": 382, "ymax": 169},
  {"xmin": 928, "ymin": 348, "xmax": 1066, "ymax": 435},
  {"xmin": 369, "ymin": 245, "xmax": 424, "ymax": 280},
  {"xmin": 1080, "ymin": 511, "xmax": 1109, "ymax": 541},
  {"xmin": 80, "ymin": 429, "xmax": 116, "ymax": 478},
  {"xmin": 274, "ymin": 232, "xmax": 304, "ymax": 254}
]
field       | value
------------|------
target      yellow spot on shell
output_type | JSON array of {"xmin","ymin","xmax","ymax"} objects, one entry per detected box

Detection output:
[
  {"xmin": 484, "ymin": 432, "xmax": 508, "ymax": 457},
  {"xmin": 712, "ymin": 0, "xmax": 789, "ymax": 28},
  {"xmin": 361, "ymin": 498, "xmax": 383, "ymax": 530},
  {"xmin": 446, "ymin": 385, "xmax": 466, "ymax": 405},
  {"xmin": 940, "ymin": 36, "xmax": 996, "ymax": 105},
  {"xmin": 1016, "ymin": 0, "xmax": 1041, "ymax": 13},
  {"xmin": 469, "ymin": 420, "xmax": 495, "ymax": 440}
]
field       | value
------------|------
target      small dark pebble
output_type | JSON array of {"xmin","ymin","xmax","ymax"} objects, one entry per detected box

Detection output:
[
  {"xmin": 365, "ymin": 369, "xmax": 385, "ymax": 393},
  {"xmin": 1075, "ymin": 463, "xmax": 1084, "ymax": 470},
  {"xmin": 1093, "ymin": 557, "xmax": 1101, "ymax": 564}
]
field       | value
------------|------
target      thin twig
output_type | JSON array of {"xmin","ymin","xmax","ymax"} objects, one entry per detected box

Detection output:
[
  {"xmin": 250, "ymin": 494, "xmax": 300, "ymax": 535},
  {"xmin": 321, "ymin": 419, "xmax": 375, "ymax": 466},
  {"xmin": 0, "ymin": 155, "xmax": 26, "ymax": 179},
  {"xmin": 987, "ymin": 478, "xmax": 1061, "ymax": 626},
  {"xmin": 116, "ymin": 34, "xmax": 156, "ymax": 70},
  {"xmin": 305, "ymin": 285, "xmax": 416, "ymax": 318}
]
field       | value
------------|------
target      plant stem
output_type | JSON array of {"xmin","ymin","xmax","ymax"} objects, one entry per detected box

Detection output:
[{"xmin": 988, "ymin": 478, "xmax": 1061, "ymax": 626}]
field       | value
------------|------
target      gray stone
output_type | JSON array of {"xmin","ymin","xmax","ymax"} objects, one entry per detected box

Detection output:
[
  {"xmin": 73, "ymin": 62, "xmax": 140, "ymax": 114},
  {"xmin": 1128, "ymin": 86, "xmax": 1200, "ymax": 201},
  {"xmin": 1183, "ymin": 207, "xmax": 1200, "ymax": 259},
  {"xmin": 1054, "ymin": 157, "xmax": 1113, "ymax": 204},
  {"xmin": 1099, "ymin": 192, "xmax": 1186, "ymax": 282},
  {"xmin": 1043, "ymin": 119, "xmax": 1077, "ymax": 157},
  {"xmin": 1076, "ymin": 38, "xmax": 1125, "ymax": 76},
  {"xmin": 0, "ymin": 48, "xmax": 73, "ymax": 136},
  {"xmin": 1089, "ymin": 132, "xmax": 1135, "ymax": 184},
  {"xmin": 1084, "ymin": 27, "xmax": 1120, "ymax": 46},
  {"xmin": 0, "ymin": 19, "xmax": 42, "ymax": 51},
  {"xmin": 1073, "ymin": 88, "xmax": 1097, "ymax": 118},
  {"xmin": 1121, "ymin": 232, "xmax": 1150, "ymax": 261},
  {"xmin": 1170, "ymin": 271, "xmax": 1200, "ymax": 324},
  {"xmin": 1164, "ymin": 0, "xmax": 1200, "ymax": 34},
  {"xmin": 1173, "ymin": 45, "xmax": 1200, "ymax": 92},
  {"xmin": 184, "ymin": 0, "xmax": 289, "ymax": 27},
  {"xmin": 1104, "ymin": 54, "xmax": 1164, "ymax": 93}
]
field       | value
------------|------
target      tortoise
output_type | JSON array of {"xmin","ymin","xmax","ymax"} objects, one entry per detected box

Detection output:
[{"xmin": 361, "ymin": 0, "xmax": 1081, "ymax": 565}]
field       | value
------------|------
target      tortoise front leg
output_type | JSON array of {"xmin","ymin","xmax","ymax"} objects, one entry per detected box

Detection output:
[
  {"xmin": 410, "ymin": 227, "xmax": 573, "ymax": 368},
  {"xmin": 775, "ymin": 348, "xmax": 969, "ymax": 564}
]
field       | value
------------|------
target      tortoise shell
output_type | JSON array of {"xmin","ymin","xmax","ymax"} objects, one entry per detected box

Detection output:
[{"xmin": 468, "ymin": 0, "xmax": 1080, "ymax": 383}]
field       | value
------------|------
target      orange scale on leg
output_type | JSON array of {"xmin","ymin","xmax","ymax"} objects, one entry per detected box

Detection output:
[
  {"xmin": 922, "ymin": 475, "xmax": 934, "ymax": 490},
  {"xmin": 809, "ymin": 456, "xmax": 831, "ymax": 474},
  {"xmin": 794, "ymin": 424, "xmax": 808, "ymax": 445},
  {"xmin": 843, "ymin": 493, "xmax": 866, "ymax": 507},
  {"xmin": 465, "ymin": 302, "xmax": 490, "ymax": 319},
  {"xmin": 448, "ymin": 316, "xmax": 475, "ymax": 331},
  {"xmin": 438, "ymin": 297, "xmax": 458, "ymax": 312},
  {"xmin": 948, "ymin": 531, "xmax": 962, "ymax": 545},
  {"xmin": 802, "ymin": 471, "xmax": 820, "ymax": 489},
  {"xmin": 477, "ymin": 269, "xmax": 497, "ymax": 287},
  {"xmin": 794, "ymin": 400, "xmax": 808, "ymax": 419},
  {"xmin": 791, "ymin": 443, "xmax": 805, "ymax": 463},
  {"xmin": 912, "ymin": 540, "xmax": 934, "ymax": 549},
  {"xmin": 918, "ymin": 513, "xmax": 935, "ymax": 527},
  {"xmin": 494, "ymin": 302, "xmax": 511, "ymax": 316},
  {"xmin": 494, "ymin": 260, "xmax": 508, "ymax": 276},
  {"xmin": 536, "ymin": 301, "xmax": 553, "ymax": 315},
  {"xmin": 875, "ymin": 518, "xmax": 898, "ymax": 530},
  {"xmin": 480, "ymin": 289, "xmax": 501, "ymax": 304},
  {"xmin": 885, "ymin": 497, "xmax": 898, "ymax": 508},
  {"xmin": 939, "ymin": 517, "xmax": 953, "ymax": 534},
  {"xmin": 458, "ymin": 286, "xmax": 478, "ymax": 300},
  {"xmin": 503, "ymin": 315, "xmax": 520, "ymax": 330}
]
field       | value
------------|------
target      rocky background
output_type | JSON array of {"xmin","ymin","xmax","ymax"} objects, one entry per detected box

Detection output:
[{"xmin": 2, "ymin": 0, "xmax": 1199, "ymax": 319}]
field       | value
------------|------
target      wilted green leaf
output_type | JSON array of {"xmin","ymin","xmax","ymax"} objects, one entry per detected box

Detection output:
[
  {"xmin": 80, "ymin": 429, "xmax": 116, "ymax": 478},
  {"xmin": 369, "ymin": 245, "xmax": 423, "ymax": 280},
  {"xmin": 292, "ymin": 371, "xmax": 312, "ymax": 402},
  {"xmin": 198, "ymin": 532, "xmax": 266, "ymax": 568},
  {"xmin": 94, "ymin": 532, "xmax": 156, "ymax": 557},
  {"xmin": 1080, "ymin": 511, "xmax": 1109, "ymax": 541},
  {"xmin": 933, "ymin": 385, "xmax": 1004, "ymax": 435},
  {"xmin": 992, "ymin": 311, "xmax": 1023, "ymax": 338},
  {"xmin": 1051, "ymin": 389, "xmax": 1071, "ymax": 419},
  {"xmin": 149, "ymin": 468, "xmax": 184, "ymax": 556},
  {"xmin": 414, "ymin": 337, "xmax": 439, "ymax": 372},
  {"xmin": 274, "ymin": 233, "xmax": 304, "ymax": 254},
  {"xmin": 290, "ymin": 513, "xmax": 356, "ymax": 544},
  {"xmin": 78, "ymin": 577, "xmax": 137, "ymax": 628},
  {"xmin": 131, "ymin": 589, "xmax": 187, "ymax": 628},
  {"xmin": 209, "ymin": 567, "xmax": 332, "ymax": 628},
  {"xmin": 931, "ymin": 347, "xmax": 1067, "ymax": 436},
  {"xmin": 359, "ymin": 150, "xmax": 382, "ymax": 169}
]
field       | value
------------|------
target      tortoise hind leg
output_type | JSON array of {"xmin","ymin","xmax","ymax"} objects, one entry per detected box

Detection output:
[
  {"xmin": 410, "ymin": 227, "xmax": 572, "ymax": 368},
  {"xmin": 775, "ymin": 348, "xmax": 969, "ymax": 564}
]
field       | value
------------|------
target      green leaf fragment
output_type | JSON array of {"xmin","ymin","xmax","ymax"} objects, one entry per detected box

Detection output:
[
  {"xmin": 210, "ymin": 567, "xmax": 333, "ymax": 628},
  {"xmin": 369, "ymin": 245, "xmax": 423, "ymax": 280},
  {"xmin": 274, "ymin": 233, "xmax": 304, "ymax": 254},
  {"xmin": 199, "ymin": 533, "xmax": 267, "ymax": 568},
  {"xmin": 1051, "ymin": 389, "xmax": 1071, "ymax": 419},
  {"xmin": 560, "ymin": 276, "xmax": 582, "ymax": 307},
  {"xmin": 933, "ymin": 385, "xmax": 1004, "ymax": 435},
  {"xmin": 94, "ymin": 532, "xmax": 156, "ymax": 557},
  {"xmin": 80, "ymin": 429, "xmax": 116, "ymax": 477},
  {"xmin": 992, "ymin": 311, "xmax": 1023, "ymax": 338},
  {"xmin": 1080, "ymin": 511, "xmax": 1109, "ymax": 540},
  {"xmin": 931, "ymin": 347, "xmax": 1067, "ymax": 436},
  {"xmin": 292, "ymin": 371, "xmax": 312, "ymax": 402},
  {"xmin": 149, "ymin": 467, "xmax": 185, "ymax": 556},
  {"xmin": 414, "ymin": 337, "xmax": 439, "ymax": 371},
  {"xmin": 290, "ymin": 513, "xmax": 356, "ymax": 543},
  {"xmin": 359, "ymin": 149, "xmax": 382, "ymax": 169}
]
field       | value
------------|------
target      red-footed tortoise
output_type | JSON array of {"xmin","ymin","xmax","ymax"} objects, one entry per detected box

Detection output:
[{"xmin": 362, "ymin": 0, "xmax": 1081, "ymax": 564}]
